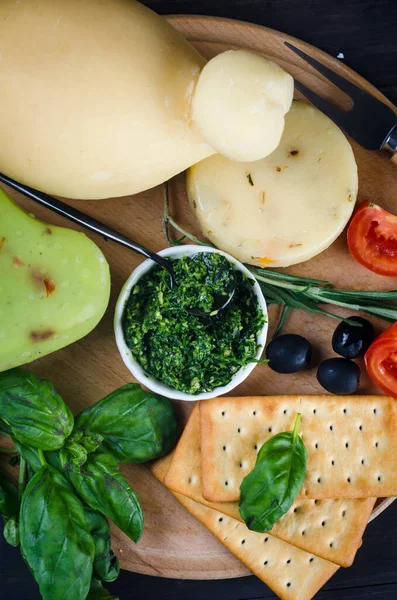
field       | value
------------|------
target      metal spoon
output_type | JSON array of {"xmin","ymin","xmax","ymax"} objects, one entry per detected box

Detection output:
[{"xmin": 0, "ymin": 173, "xmax": 235, "ymax": 315}]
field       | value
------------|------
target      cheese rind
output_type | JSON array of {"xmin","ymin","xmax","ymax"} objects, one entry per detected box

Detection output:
[{"xmin": 187, "ymin": 101, "xmax": 358, "ymax": 268}]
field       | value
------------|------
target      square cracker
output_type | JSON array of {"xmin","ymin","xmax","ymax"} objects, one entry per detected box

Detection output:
[
  {"xmin": 165, "ymin": 404, "xmax": 242, "ymax": 521},
  {"xmin": 164, "ymin": 404, "xmax": 375, "ymax": 567},
  {"xmin": 200, "ymin": 395, "xmax": 397, "ymax": 502},
  {"xmin": 152, "ymin": 453, "xmax": 339, "ymax": 600}
]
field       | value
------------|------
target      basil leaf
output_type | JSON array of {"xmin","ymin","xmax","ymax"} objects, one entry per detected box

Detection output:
[
  {"xmin": 4, "ymin": 517, "xmax": 19, "ymax": 547},
  {"xmin": 13, "ymin": 440, "xmax": 43, "ymax": 473},
  {"xmin": 0, "ymin": 369, "xmax": 73, "ymax": 450},
  {"xmin": 75, "ymin": 384, "xmax": 177, "ymax": 463},
  {"xmin": 20, "ymin": 465, "xmax": 95, "ymax": 600},
  {"xmin": 84, "ymin": 507, "xmax": 120, "ymax": 583},
  {"xmin": 87, "ymin": 579, "xmax": 119, "ymax": 600},
  {"xmin": 239, "ymin": 414, "xmax": 306, "ymax": 533},
  {"xmin": 67, "ymin": 453, "xmax": 144, "ymax": 542}
]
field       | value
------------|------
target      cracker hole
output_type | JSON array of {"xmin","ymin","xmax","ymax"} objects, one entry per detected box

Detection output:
[
  {"xmin": 361, "ymin": 459, "xmax": 365, "ymax": 465},
  {"xmin": 237, "ymin": 428, "xmax": 241, "ymax": 433},
  {"xmin": 286, "ymin": 559, "xmax": 291, "ymax": 564},
  {"xmin": 188, "ymin": 477, "xmax": 192, "ymax": 484},
  {"xmin": 373, "ymin": 408, "xmax": 377, "ymax": 414},
  {"xmin": 313, "ymin": 409, "xmax": 317, "ymax": 414},
  {"xmin": 329, "ymin": 425, "xmax": 333, "ymax": 431},
  {"xmin": 264, "ymin": 537, "xmax": 269, "ymax": 543},
  {"xmin": 321, "ymin": 521, "xmax": 326, "ymax": 527},
  {"xmin": 268, "ymin": 427, "xmax": 272, "ymax": 433},
  {"xmin": 241, "ymin": 539, "xmax": 245, "ymax": 545},
  {"xmin": 293, "ymin": 508, "xmax": 297, "ymax": 513},
  {"xmin": 239, "ymin": 463, "xmax": 243, "ymax": 468},
  {"xmin": 343, "ymin": 408, "xmax": 347, "ymax": 414},
  {"xmin": 342, "ymin": 511, "xmax": 346, "ymax": 517},
  {"xmin": 309, "ymin": 557, "xmax": 314, "ymax": 563},
  {"xmin": 253, "ymin": 411, "xmax": 256, "ymax": 416},
  {"xmin": 254, "ymin": 444, "xmax": 258, "ymax": 450},
  {"xmin": 345, "ymin": 442, "xmax": 349, "ymax": 448},
  {"xmin": 317, "ymin": 477, "xmax": 321, "ymax": 483},
  {"xmin": 287, "ymin": 583, "xmax": 291, "ymax": 588},
  {"xmin": 301, "ymin": 530, "xmax": 306, "ymax": 536},
  {"xmin": 347, "ymin": 477, "xmax": 351, "ymax": 483},
  {"xmin": 283, "ymin": 409, "xmax": 287, "ymax": 415},
  {"xmin": 330, "ymin": 542, "xmax": 334, "ymax": 548},
  {"xmin": 218, "ymin": 517, "xmax": 223, "ymax": 522},
  {"xmin": 331, "ymin": 460, "xmax": 335, "ymax": 466},
  {"xmin": 264, "ymin": 561, "xmax": 268, "ymax": 566},
  {"xmin": 359, "ymin": 425, "xmax": 363, "ymax": 431},
  {"xmin": 223, "ymin": 446, "xmax": 226, "ymax": 451},
  {"xmin": 315, "ymin": 443, "xmax": 319, "ymax": 449},
  {"xmin": 221, "ymin": 411, "xmax": 225, "ymax": 416},
  {"xmin": 375, "ymin": 442, "xmax": 379, "ymax": 448},
  {"xmin": 225, "ymin": 481, "xmax": 228, "ymax": 486},
  {"xmin": 378, "ymin": 475, "xmax": 382, "ymax": 481}
]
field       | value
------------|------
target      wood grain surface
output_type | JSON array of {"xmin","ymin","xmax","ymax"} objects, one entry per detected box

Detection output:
[{"xmin": 1, "ymin": 11, "xmax": 397, "ymax": 587}]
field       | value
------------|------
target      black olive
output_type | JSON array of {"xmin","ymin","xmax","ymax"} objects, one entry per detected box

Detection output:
[
  {"xmin": 317, "ymin": 358, "xmax": 360, "ymax": 394},
  {"xmin": 266, "ymin": 334, "xmax": 312, "ymax": 374},
  {"xmin": 332, "ymin": 317, "xmax": 375, "ymax": 359}
]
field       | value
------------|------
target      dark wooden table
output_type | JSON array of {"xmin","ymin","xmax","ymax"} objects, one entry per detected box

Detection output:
[{"xmin": 1, "ymin": 1, "xmax": 397, "ymax": 598}]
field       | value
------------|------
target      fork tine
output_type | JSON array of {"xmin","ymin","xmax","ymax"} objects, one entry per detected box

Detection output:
[
  {"xmin": 293, "ymin": 80, "xmax": 349, "ymax": 128},
  {"xmin": 284, "ymin": 42, "xmax": 366, "ymax": 101}
]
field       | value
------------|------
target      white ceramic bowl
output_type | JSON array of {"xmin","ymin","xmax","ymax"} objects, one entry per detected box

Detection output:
[{"xmin": 114, "ymin": 245, "xmax": 268, "ymax": 401}]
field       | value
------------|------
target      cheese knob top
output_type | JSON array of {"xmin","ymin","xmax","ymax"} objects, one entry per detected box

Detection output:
[{"xmin": 192, "ymin": 50, "xmax": 294, "ymax": 162}]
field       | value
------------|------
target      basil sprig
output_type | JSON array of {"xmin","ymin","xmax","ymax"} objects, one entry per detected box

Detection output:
[
  {"xmin": 239, "ymin": 414, "xmax": 306, "ymax": 532},
  {"xmin": 0, "ymin": 368, "xmax": 178, "ymax": 599}
]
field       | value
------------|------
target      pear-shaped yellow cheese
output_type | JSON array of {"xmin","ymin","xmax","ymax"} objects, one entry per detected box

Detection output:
[
  {"xmin": 0, "ymin": 189, "xmax": 110, "ymax": 371},
  {"xmin": 0, "ymin": 0, "xmax": 213, "ymax": 199}
]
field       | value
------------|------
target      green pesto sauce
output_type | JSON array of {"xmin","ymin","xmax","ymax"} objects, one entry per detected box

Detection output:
[{"xmin": 123, "ymin": 253, "xmax": 266, "ymax": 394}]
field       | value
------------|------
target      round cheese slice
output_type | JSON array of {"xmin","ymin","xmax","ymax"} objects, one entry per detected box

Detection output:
[{"xmin": 187, "ymin": 101, "xmax": 358, "ymax": 268}]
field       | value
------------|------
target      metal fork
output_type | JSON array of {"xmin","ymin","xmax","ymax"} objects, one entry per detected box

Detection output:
[{"xmin": 284, "ymin": 42, "xmax": 397, "ymax": 159}]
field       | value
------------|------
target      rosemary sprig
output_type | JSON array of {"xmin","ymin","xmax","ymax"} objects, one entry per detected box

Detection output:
[
  {"xmin": 272, "ymin": 305, "xmax": 291, "ymax": 338},
  {"xmin": 162, "ymin": 185, "xmax": 397, "ymax": 333},
  {"xmin": 249, "ymin": 267, "xmax": 397, "ymax": 324},
  {"xmin": 162, "ymin": 183, "xmax": 215, "ymax": 247}
]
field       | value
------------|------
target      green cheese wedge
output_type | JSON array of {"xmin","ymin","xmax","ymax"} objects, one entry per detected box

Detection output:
[{"xmin": 0, "ymin": 188, "xmax": 111, "ymax": 371}]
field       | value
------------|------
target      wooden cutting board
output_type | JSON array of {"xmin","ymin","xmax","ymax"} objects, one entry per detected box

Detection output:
[{"xmin": 1, "ymin": 15, "xmax": 397, "ymax": 580}]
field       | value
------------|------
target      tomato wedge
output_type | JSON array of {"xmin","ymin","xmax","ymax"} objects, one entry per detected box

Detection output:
[
  {"xmin": 365, "ymin": 322, "xmax": 397, "ymax": 397},
  {"xmin": 347, "ymin": 201, "xmax": 397, "ymax": 276}
]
